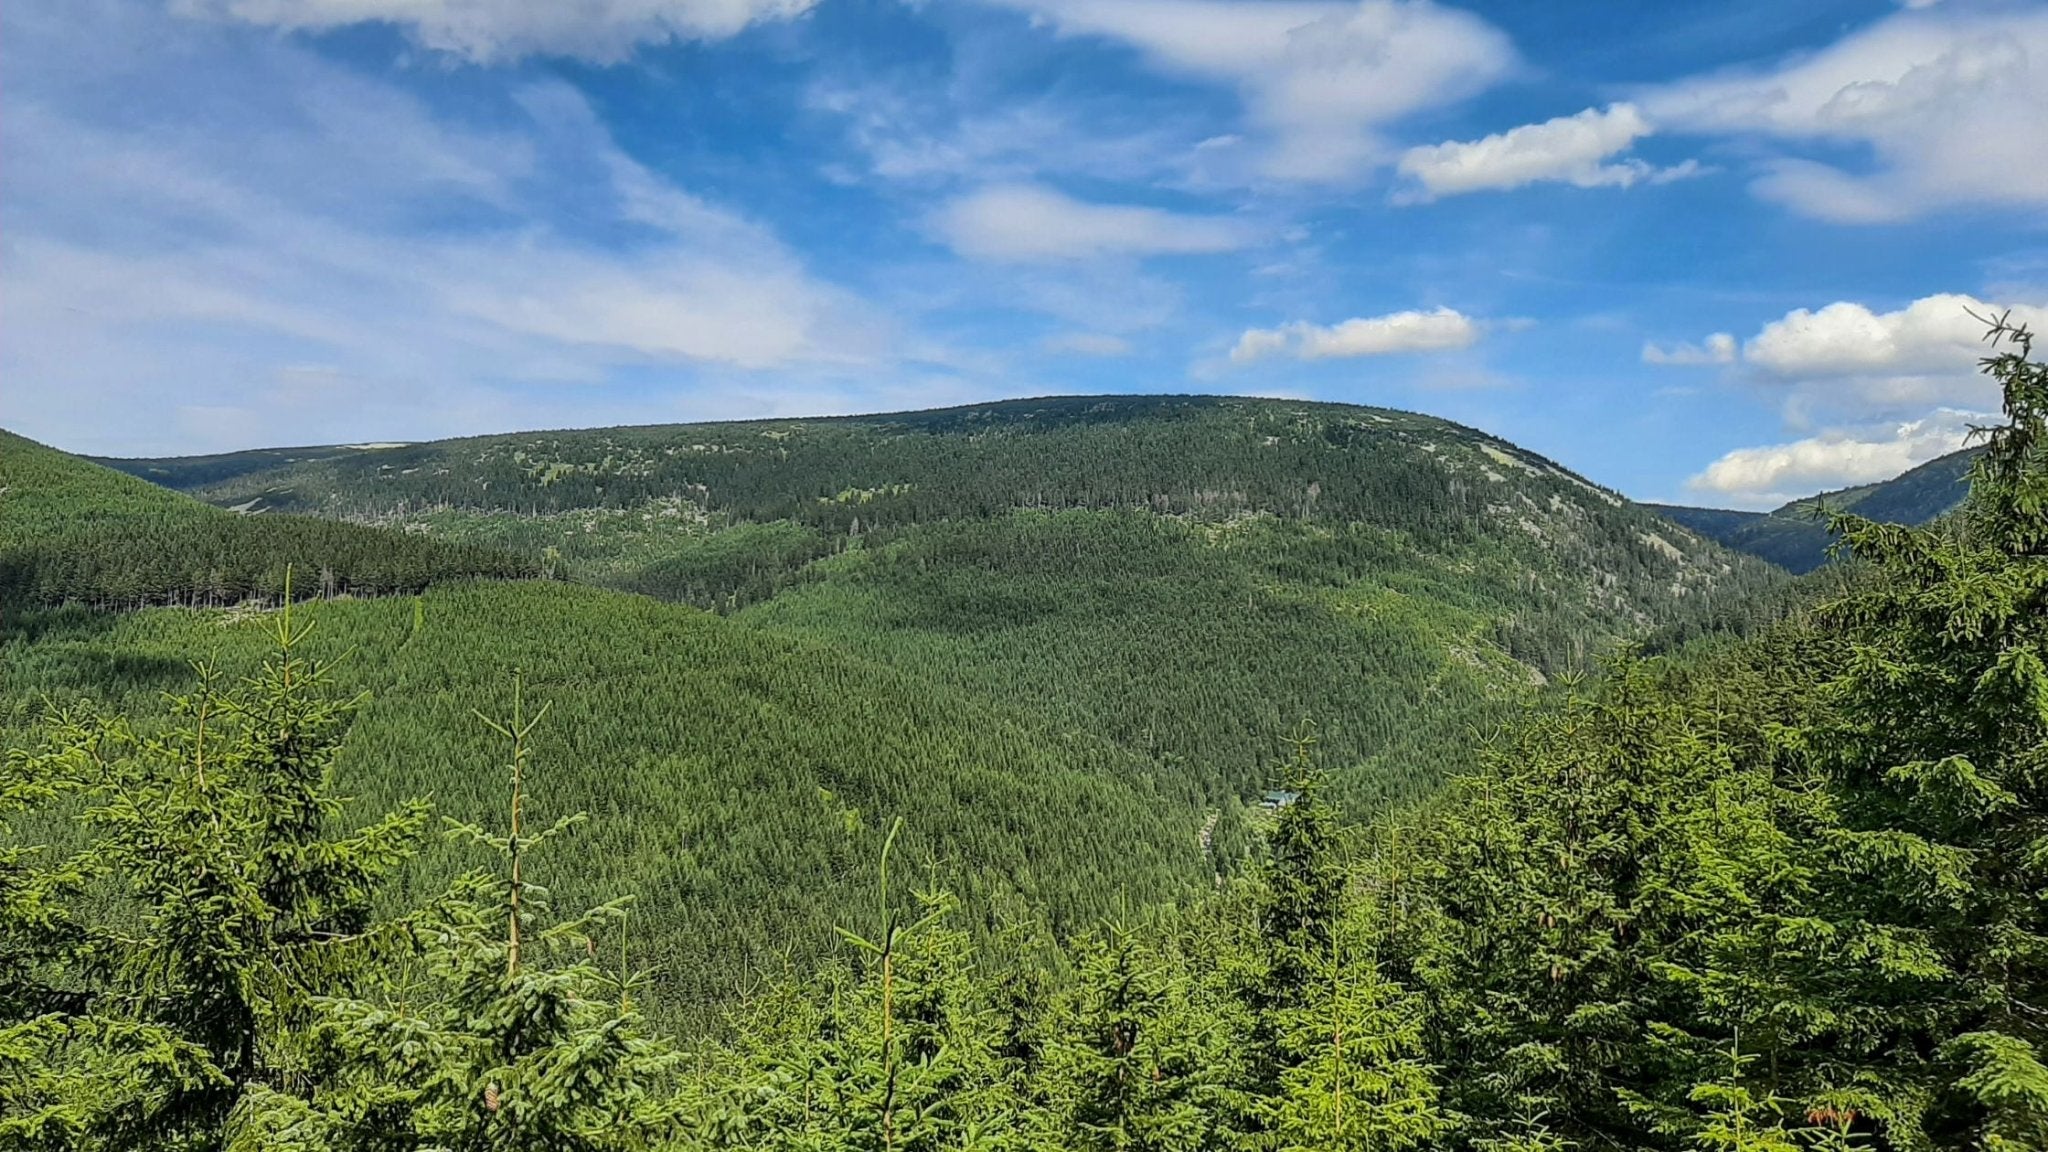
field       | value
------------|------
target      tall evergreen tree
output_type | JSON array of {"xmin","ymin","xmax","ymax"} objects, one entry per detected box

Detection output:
[
  {"xmin": 2, "ymin": 582, "xmax": 430, "ymax": 1150},
  {"xmin": 230, "ymin": 671, "xmax": 685, "ymax": 1151}
]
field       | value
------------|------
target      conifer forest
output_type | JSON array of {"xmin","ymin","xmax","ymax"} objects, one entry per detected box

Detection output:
[{"xmin": 1, "ymin": 320, "xmax": 2042, "ymax": 1151}]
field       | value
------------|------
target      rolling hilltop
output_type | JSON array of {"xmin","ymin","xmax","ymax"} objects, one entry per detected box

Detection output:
[
  {"xmin": 107, "ymin": 394, "xmax": 1791, "ymax": 801},
  {"xmin": 14, "ymin": 395, "xmax": 1787, "ymax": 1013},
  {"xmin": 0, "ymin": 428, "xmax": 532, "ymax": 608}
]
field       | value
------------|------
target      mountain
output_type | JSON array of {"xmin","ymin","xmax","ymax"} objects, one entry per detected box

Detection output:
[
  {"xmin": 1649, "ymin": 445, "xmax": 1982, "ymax": 573},
  {"xmin": 89, "ymin": 441, "xmax": 407, "ymax": 491},
  {"xmin": 108, "ymin": 395, "xmax": 1791, "ymax": 798},
  {"xmin": 0, "ymin": 429, "xmax": 531, "ymax": 608},
  {"xmin": 17, "ymin": 395, "xmax": 1788, "ymax": 1013}
]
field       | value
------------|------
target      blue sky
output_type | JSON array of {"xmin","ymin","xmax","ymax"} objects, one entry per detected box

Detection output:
[{"xmin": 4, "ymin": 0, "xmax": 2047, "ymax": 507}]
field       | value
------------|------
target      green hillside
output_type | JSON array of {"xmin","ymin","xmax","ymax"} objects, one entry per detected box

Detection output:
[
  {"xmin": 13, "ymin": 398, "xmax": 1788, "ymax": 1014},
  {"xmin": 13, "ymin": 325, "xmax": 2046, "ymax": 1151},
  {"xmin": 1, "ymin": 581, "xmax": 1207, "ymax": 1019},
  {"xmin": 1651, "ymin": 444, "xmax": 1982, "ymax": 573},
  {"xmin": 109, "ymin": 395, "xmax": 1790, "ymax": 805},
  {"xmin": 0, "ymin": 429, "xmax": 532, "ymax": 608}
]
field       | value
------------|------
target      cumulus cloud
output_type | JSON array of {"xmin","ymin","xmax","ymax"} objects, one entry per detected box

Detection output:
[
  {"xmin": 1647, "ymin": 294, "xmax": 2046, "ymax": 425},
  {"xmin": 171, "ymin": 0, "xmax": 815, "ymax": 63},
  {"xmin": 1743, "ymin": 294, "xmax": 2039, "ymax": 377},
  {"xmin": 1673, "ymin": 292, "xmax": 2044, "ymax": 507},
  {"xmin": 1687, "ymin": 409, "xmax": 1984, "ymax": 507},
  {"xmin": 932, "ymin": 183, "xmax": 1258, "ymax": 263},
  {"xmin": 989, "ymin": 0, "xmax": 1515, "ymax": 181},
  {"xmin": 1640, "ymin": 6, "xmax": 2048, "ymax": 220},
  {"xmin": 1229, "ymin": 306, "xmax": 1479, "ymax": 364},
  {"xmin": 1643, "ymin": 332, "xmax": 1737, "ymax": 366},
  {"xmin": 1396, "ymin": 104, "xmax": 1698, "ymax": 200}
]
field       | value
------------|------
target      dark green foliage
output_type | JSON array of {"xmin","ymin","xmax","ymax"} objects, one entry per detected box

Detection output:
[
  {"xmin": 236, "ymin": 677, "xmax": 685, "ymax": 1152},
  {"xmin": 5, "ymin": 396, "xmax": 1789, "ymax": 1019},
  {"xmin": 0, "ymin": 431, "xmax": 532, "ymax": 609},
  {"xmin": 1, "ymin": 590, "xmax": 431, "ymax": 1149},
  {"xmin": 0, "ymin": 581, "xmax": 1206, "ymax": 1022},
  {"xmin": 7, "ymin": 334, "xmax": 2043, "ymax": 1152},
  {"xmin": 1030, "ymin": 923, "xmax": 1235, "ymax": 1152}
]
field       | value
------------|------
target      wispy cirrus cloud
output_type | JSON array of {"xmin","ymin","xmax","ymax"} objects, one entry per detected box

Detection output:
[
  {"xmin": 1642, "ymin": 333, "xmax": 1736, "ymax": 366},
  {"xmin": 0, "ymin": 0, "xmax": 894, "ymax": 455},
  {"xmin": 1639, "ymin": 5, "xmax": 2048, "ymax": 221},
  {"xmin": 931, "ymin": 183, "xmax": 1259, "ymax": 263},
  {"xmin": 171, "ymin": 0, "xmax": 816, "ymax": 63},
  {"xmin": 984, "ymin": 0, "xmax": 1516, "ymax": 182},
  {"xmin": 1396, "ymin": 104, "xmax": 1699, "ymax": 201}
]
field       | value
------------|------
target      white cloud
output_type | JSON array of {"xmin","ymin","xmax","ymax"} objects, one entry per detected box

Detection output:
[
  {"xmin": 1744, "ymin": 294, "xmax": 2039, "ymax": 377},
  {"xmin": 1641, "ymin": 7, "xmax": 2048, "ymax": 220},
  {"xmin": 1687, "ymin": 409, "xmax": 1983, "ymax": 507},
  {"xmin": 1229, "ymin": 306, "xmax": 1480, "ymax": 363},
  {"xmin": 990, "ymin": 0, "xmax": 1515, "ymax": 181},
  {"xmin": 932, "ymin": 183, "xmax": 1258, "ymax": 262},
  {"xmin": 1646, "ymin": 294, "xmax": 2046, "ymax": 427},
  {"xmin": 1643, "ymin": 332, "xmax": 1736, "ymax": 366},
  {"xmin": 171, "ymin": 0, "xmax": 815, "ymax": 63},
  {"xmin": 1674, "ymin": 292, "xmax": 2044, "ymax": 507},
  {"xmin": 1042, "ymin": 332, "xmax": 1134, "ymax": 356},
  {"xmin": 809, "ymin": 81, "xmax": 1199, "ymax": 190},
  {"xmin": 0, "ymin": 1, "xmax": 892, "ymax": 455},
  {"xmin": 1396, "ymin": 104, "xmax": 1698, "ymax": 200}
]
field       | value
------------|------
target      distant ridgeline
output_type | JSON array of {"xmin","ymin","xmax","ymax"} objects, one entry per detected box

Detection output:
[
  {"xmin": 1650, "ymin": 445, "xmax": 1981, "ymax": 573},
  {"xmin": 8, "ymin": 332, "xmax": 2046, "ymax": 1152},
  {"xmin": 9, "ymin": 395, "xmax": 1790, "ymax": 1014},
  {"xmin": 99, "ymin": 395, "xmax": 1795, "ymax": 797},
  {"xmin": 0, "ymin": 429, "xmax": 535, "ymax": 609}
]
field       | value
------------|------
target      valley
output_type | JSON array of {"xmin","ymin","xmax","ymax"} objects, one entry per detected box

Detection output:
[{"xmin": 10, "ymin": 396, "xmax": 1783, "ymax": 1016}]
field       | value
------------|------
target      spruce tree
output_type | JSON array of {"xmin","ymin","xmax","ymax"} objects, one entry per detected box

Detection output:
[
  {"xmin": 3, "ymin": 580, "xmax": 430, "ymax": 1150},
  {"xmin": 231, "ymin": 671, "xmax": 685, "ymax": 1151},
  {"xmin": 1782, "ymin": 315, "xmax": 2048, "ymax": 1149},
  {"xmin": 1033, "ymin": 921, "xmax": 1228, "ymax": 1152}
]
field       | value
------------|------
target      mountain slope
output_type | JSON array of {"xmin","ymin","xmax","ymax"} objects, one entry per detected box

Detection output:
[
  {"xmin": 107, "ymin": 395, "xmax": 1789, "ymax": 807},
  {"xmin": 1, "ymin": 581, "xmax": 1204, "ymax": 1019},
  {"xmin": 1650, "ymin": 445, "xmax": 1982, "ymax": 573},
  {"xmin": 0, "ymin": 429, "xmax": 532, "ymax": 608},
  {"xmin": 25, "ymin": 397, "xmax": 1789, "ymax": 1013}
]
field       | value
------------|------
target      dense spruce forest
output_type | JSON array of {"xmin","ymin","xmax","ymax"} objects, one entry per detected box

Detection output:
[
  {"xmin": 0, "ymin": 431, "xmax": 534, "ymax": 609},
  {"xmin": 102, "ymin": 396, "xmax": 1791, "ymax": 806},
  {"xmin": 4, "ymin": 326, "xmax": 2043, "ymax": 1151},
  {"xmin": 3, "ymin": 397, "xmax": 1788, "ymax": 1023}
]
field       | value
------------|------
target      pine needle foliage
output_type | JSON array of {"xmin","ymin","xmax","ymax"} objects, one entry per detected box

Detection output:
[
  {"xmin": 2, "ymin": 319, "xmax": 2044, "ymax": 1152},
  {"xmin": 231, "ymin": 670, "xmax": 685, "ymax": 1152},
  {"xmin": 2, "ymin": 573, "xmax": 430, "ymax": 1149}
]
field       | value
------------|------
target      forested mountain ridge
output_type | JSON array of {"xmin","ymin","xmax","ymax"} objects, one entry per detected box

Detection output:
[
  {"xmin": 109, "ymin": 394, "xmax": 1785, "ymax": 659},
  {"xmin": 6, "ymin": 400, "xmax": 1784, "ymax": 1018},
  {"xmin": 99, "ymin": 395, "xmax": 1791, "ymax": 807},
  {"xmin": 89, "ymin": 440, "xmax": 408, "ymax": 493},
  {"xmin": 1651, "ymin": 444, "xmax": 1981, "ymax": 573},
  {"xmin": 0, "ymin": 397, "xmax": 1791, "ymax": 1020},
  {"xmin": 6, "ymin": 323, "xmax": 2044, "ymax": 1150},
  {"xmin": 0, "ymin": 429, "xmax": 533, "ymax": 608}
]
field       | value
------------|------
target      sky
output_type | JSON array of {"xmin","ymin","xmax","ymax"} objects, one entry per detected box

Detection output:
[{"xmin": 4, "ymin": 0, "xmax": 2048, "ymax": 508}]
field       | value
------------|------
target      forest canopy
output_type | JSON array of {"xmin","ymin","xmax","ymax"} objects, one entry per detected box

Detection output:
[{"xmin": 1, "ymin": 322, "xmax": 2042, "ymax": 1150}]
